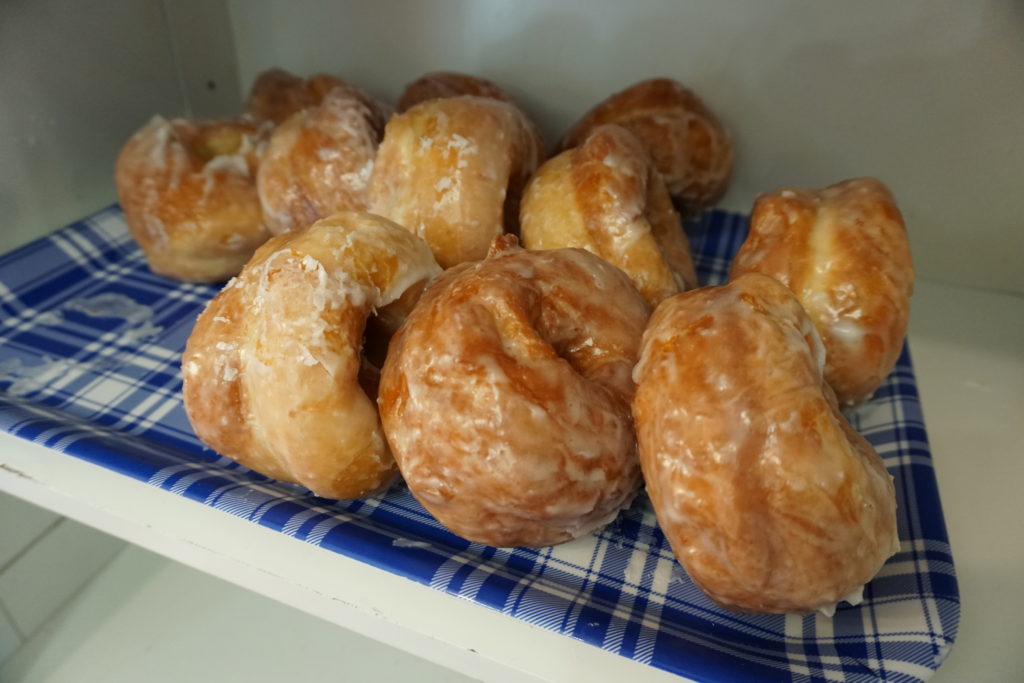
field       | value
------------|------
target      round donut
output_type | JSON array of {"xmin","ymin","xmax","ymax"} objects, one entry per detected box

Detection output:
[
  {"xmin": 368, "ymin": 96, "xmax": 543, "ymax": 268},
  {"xmin": 245, "ymin": 68, "xmax": 349, "ymax": 125},
  {"xmin": 560, "ymin": 78, "xmax": 733, "ymax": 212},
  {"xmin": 729, "ymin": 178, "xmax": 914, "ymax": 407},
  {"xmin": 397, "ymin": 71, "xmax": 514, "ymax": 112},
  {"xmin": 257, "ymin": 85, "xmax": 389, "ymax": 235},
  {"xmin": 521, "ymin": 124, "xmax": 697, "ymax": 306},
  {"xmin": 632, "ymin": 273, "xmax": 899, "ymax": 614},
  {"xmin": 115, "ymin": 115, "xmax": 272, "ymax": 283},
  {"xmin": 378, "ymin": 237, "xmax": 650, "ymax": 548},
  {"xmin": 182, "ymin": 211, "xmax": 441, "ymax": 500}
]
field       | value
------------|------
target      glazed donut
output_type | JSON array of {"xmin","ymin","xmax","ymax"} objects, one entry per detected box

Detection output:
[
  {"xmin": 379, "ymin": 237, "xmax": 650, "ymax": 547},
  {"xmin": 560, "ymin": 78, "xmax": 733, "ymax": 212},
  {"xmin": 368, "ymin": 96, "xmax": 543, "ymax": 268},
  {"xmin": 257, "ymin": 85, "xmax": 389, "ymax": 235},
  {"xmin": 397, "ymin": 71, "xmax": 514, "ymax": 112},
  {"xmin": 115, "ymin": 115, "xmax": 272, "ymax": 283},
  {"xmin": 245, "ymin": 68, "xmax": 349, "ymax": 125},
  {"xmin": 182, "ymin": 212, "xmax": 441, "ymax": 500},
  {"xmin": 632, "ymin": 273, "xmax": 899, "ymax": 614},
  {"xmin": 730, "ymin": 178, "xmax": 914, "ymax": 407},
  {"xmin": 521, "ymin": 124, "xmax": 697, "ymax": 306}
]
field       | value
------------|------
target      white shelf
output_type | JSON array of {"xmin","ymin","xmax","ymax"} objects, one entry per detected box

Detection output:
[
  {"xmin": 0, "ymin": 422, "xmax": 680, "ymax": 683},
  {"xmin": 0, "ymin": 277, "xmax": 1021, "ymax": 681},
  {"xmin": 1, "ymin": 544, "xmax": 476, "ymax": 683}
]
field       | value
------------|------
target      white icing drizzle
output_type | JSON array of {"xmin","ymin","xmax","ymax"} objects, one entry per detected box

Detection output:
[
  {"xmin": 602, "ymin": 152, "xmax": 635, "ymax": 176},
  {"xmin": 633, "ymin": 274, "xmax": 899, "ymax": 612},
  {"xmin": 382, "ymin": 247, "xmax": 645, "ymax": 546},
  {"xmin": 203, "ymin": 152, "xmax": 250, "ymax": 177},
  {"xmin": 829, "ymin": 319, "xmax": 866, "ymax": 347}
]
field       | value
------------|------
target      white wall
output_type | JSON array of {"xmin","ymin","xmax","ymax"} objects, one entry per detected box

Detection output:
[
  {"xmin": 229, "ymin": 0, "xmax": 1024, "ymax": 295},
  {"xmin": 0, "ymin": 0, "xmax": 240, "ymax": 254},
  {"xmin": 0, "ymin": 1, "xmax": 232, "ymax": 661}
]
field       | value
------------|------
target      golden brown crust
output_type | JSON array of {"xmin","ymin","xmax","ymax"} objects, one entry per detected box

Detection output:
[
  {"xmin": 730, "ymin": 178, "xmax": 914, "ymax": 406},
  {"xmin": 245, "ymin": 69, "xmax": 352, "ymax": 125},
  {"xmin": 368, "ymin": 96, "xmax": 543, "ymax": 269},
  {"xmin": 397, "ymin": 71, "xmax": 513, "ymax": 112},
  {"xmin": 378, "ymin": 240, "xmax": 650, "ymax": 547},
  {"xmin": 521, "ymin": 124, "xmax": 697, "ymax": 305},
  {"xmin": 632, "ymin": 273, "xmax": 899, "ymax": 613},
  {"xmin": 115, "ymin": 116, "xmax": 273, "ymax": 283},
  {"xmin": 182, "ymin": 212, "xmax": 441, "ymax": 500},
  {"xmin": 257, "ymin": 85, "xmax": 389, "ymax": 235},
  {"xmin": 560, "ymin": 78, "xmax": 733, "ymax": 212}
]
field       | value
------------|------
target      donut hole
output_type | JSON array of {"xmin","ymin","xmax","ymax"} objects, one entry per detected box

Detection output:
[
  {"xmin": 356, "ymin": 353, "xmax": 382, "ymax": 401},
  {"xmin": 357, "ymin": 277, "xmax": 433, "ymax": 399},
  {"xmin": 357, "ymin": 317, "xmax": 389, "ymax": 399},
  {"xmin": 513, "ymin": 274, "xmax": 621, "ymax": 395},
  {"xmin": 643, "ymin": 166, "xmax": 697, "ymax": 291},
  {"xmin": 193, "ymin": 127, "xmax": 246, "ymax": 162},
  {"xmin": 536, "ymin": 318, "xmax": 600, "ymax": 384},
  {"xmin": 502, "ymin": 173, "xmax": 530, "ymax": 237},
  {"xmin": 474, "ymin": 249, "xmax": 598, "ymax": 380}
]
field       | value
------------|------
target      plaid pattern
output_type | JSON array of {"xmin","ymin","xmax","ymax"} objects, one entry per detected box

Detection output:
[{"xmin": 0, "ymin": 206, "xmax": 958, "ymax": 682}]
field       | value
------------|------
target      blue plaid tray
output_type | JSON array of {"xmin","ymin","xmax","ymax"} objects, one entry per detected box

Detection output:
[{"xmin": 0, "ymin": 206, "xmax": 958, "ymax": 682}]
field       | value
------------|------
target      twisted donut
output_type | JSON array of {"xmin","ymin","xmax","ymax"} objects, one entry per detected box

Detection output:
[
  {"xmin": 257, "ymin": 85, "xmax": 388, "ymax": 235},
  {"xmin": 561, "ymin": 78, "xmax": 733, "ymax": 212},
  {"xmin": 521, "ymin": 124, "xmax": 697, "ymax": 306},
  {"xmin": 397, "ymin": 71, "xmax": 515, "ymax": 112},
  {"xmin": 182, "ymin": 212, "xmax": 441, "ymax": 499},
  {"xmin": 379, "ymin": 237, "xmax": 650, "ymax": 547},
  {"xmin": 369, "ymin": 96, "xmax": 543, "ymax": 268},
  {"xmin": 115, "ymin": 116, "xmax": 272, "ymax": 283},
  {"xmin": 633, "ymin": 273, "xmax": 899, "ymax": 614},
  {"xmin": 730, "ymin": 178, "xmax": 914, "ymax": 406},
  {"xmin": 245, "ymin": 68, "xmax": 349, "ymax": 125}
]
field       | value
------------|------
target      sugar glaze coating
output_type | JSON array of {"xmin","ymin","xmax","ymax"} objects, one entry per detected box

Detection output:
[
  {"xmin": 182, "ymin": 212, "xmax": 441, "ymax": 499},
  {"xmin": 632, "ymin": 273, "xmax": 899, "ymax": 614},
  {"xmin": 561, "ymin": 78, "xmax": 733, "ymax": 212},
  {"xmin": 257, "ymin": 84, "xmax": 388, "ymax": 235},
  {"xmin": 369, "ymin": 96, "xmax": 543, "ymax": 268},
  {"xmin": 246, "ymin": 69, "xmax": 351, "ymax": 125},
  {"xmin": 115, "ymin": 116, "xmax": 272, "ymax": 283},
  {"xmin": 730, "ymin": 178, "xmax": 914, "ymax": 406},
  {"xmin": 521, "ymin": 124, "xmax": 697, "ymax": 306},
  {"xmin": 379, "ymin": 238, "xmax": 650, "ymax": 547},
  {"xmin": 397, "ymin": 71, "xmax": 515, "ymax": 112}
]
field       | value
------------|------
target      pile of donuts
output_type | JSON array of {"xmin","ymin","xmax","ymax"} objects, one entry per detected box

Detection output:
[{"xmin": 117, "ymin": 69, "xmax": 913, "ymax": 615}]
